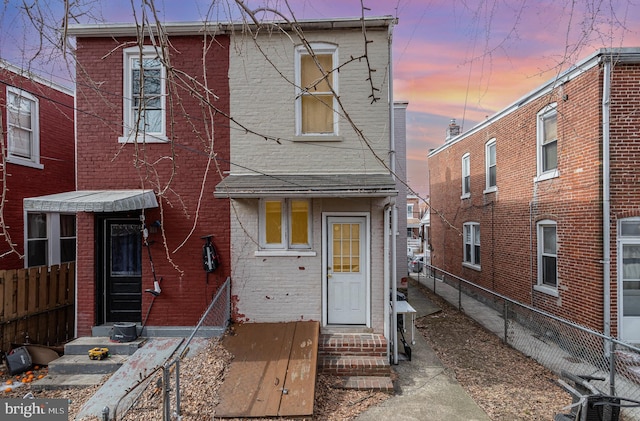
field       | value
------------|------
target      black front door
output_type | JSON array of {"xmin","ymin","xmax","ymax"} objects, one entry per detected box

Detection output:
[{"xmin": 104, "ymin": 220, "xmax": 142, "ymax": 322}]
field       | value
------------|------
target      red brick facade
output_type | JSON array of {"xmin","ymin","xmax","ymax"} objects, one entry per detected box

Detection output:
[
  {"xmin": 428, "ymin": 52, "xmax": 640, "ymax": 336},
  {"xmin": 0, "ymin": 66, "xmax": 75, "ymax": 269},
  {"xmin": 74, "ymin": 35, "xmax": 231, "ymax": 334}
]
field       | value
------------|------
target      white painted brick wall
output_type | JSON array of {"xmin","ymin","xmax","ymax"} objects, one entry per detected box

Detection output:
[{"xmin": 229, "ymin": 28, "xmax": 391, "ymax": 175}]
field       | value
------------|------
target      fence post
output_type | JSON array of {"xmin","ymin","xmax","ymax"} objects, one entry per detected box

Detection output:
[
  {"xmin": 503, "ymin": 301, "xmax": 508, "ymax": 343},
  {"xmin": 609, "ymin": 339, "xmax": 616, "ymax": 396}
]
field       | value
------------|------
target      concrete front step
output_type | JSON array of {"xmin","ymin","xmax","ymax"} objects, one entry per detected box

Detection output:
[
  {"xmin": 30, "ymin": 373, "xmax": 107, "ymax": 391},
  {"xmin": 47, "ymin": 354, "xmax": 129, "ymax": 375},
  {"xmin": 337, "ymin": 375, "xmax": 395, "ymax": 392},
  {"xmin": 318, "ymin": 355, "xmax": 391, "ymax": 377},
  {"xmin": 318, "ymin": 333, "xmax": 387, "ymax": 357},
  {"xmin": 63, "ymin": 336, "xmax": 145, "ymax": 356}
]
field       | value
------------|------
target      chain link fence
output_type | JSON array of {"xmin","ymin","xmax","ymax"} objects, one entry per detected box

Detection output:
[{"xmin": 420, "ymin": 266, "xmax": 640, "ymax": 420}]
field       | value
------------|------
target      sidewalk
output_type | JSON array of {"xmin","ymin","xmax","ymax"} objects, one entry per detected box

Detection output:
[{"xmin": 355, "ymin": 277, "xmax": 492, "ymax": 421}]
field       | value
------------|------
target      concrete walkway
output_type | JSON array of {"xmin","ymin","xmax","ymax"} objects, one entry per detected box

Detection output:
[{"xmin": 355, "ymin": 278, "xmax": 492, "ymax": 421}]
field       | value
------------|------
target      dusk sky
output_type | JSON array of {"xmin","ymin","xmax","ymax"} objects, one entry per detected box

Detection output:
[{"xmin": 2, "ymin": 0, "xmax": 640, "ymax": 197}]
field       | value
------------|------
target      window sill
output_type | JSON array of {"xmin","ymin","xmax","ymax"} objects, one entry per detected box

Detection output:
[
  {"xmin": 534, "ymin": 170, "xmax": 559, "ymax": 183},
  {"xmin": 533, "ymin": 284, "xmax": 559, "ymax": 297},
  {"xmin": 293, "ymin": 135, "xmax": 343, "ymax": 142},
  {"xmin": 7, "ymin": 157, "xmax": 43, "ymax": 169},
  {"xmin": 460, "ymin": 193, "xmax": 470, "ymax": 200},
  {"xmin": 255, "ymin": 250, "xmax": 317, "ymax": 257},
  {"xmin": 462, "ymin": 262, "xmax": 481, "ymax": 271},
  {"xmin": 483, "ymin": 186, "xmax": 497, "ymax": 194},
  {"xmin": 118, "ymin": 134, "xmax": 170, "ymax": 144}
]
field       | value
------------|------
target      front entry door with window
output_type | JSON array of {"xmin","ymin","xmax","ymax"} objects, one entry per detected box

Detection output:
[
  {"xmin": 104, "ymin": 220, "xmax": 142, "ymax": 323},
  {"xmin": 326, "ymin": 216, "xmax": 367, "ymax": 325}
]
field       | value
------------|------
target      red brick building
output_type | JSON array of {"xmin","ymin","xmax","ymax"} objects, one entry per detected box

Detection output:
[
  {"xmin": 30, "ymin": 25, "xmax": 232, "ymax": 336},
  {"xmin": 428, "ymin": 48, "xmax": 640, "ymax": 343},
  {"xmin": 0, "ymin": 61, "xmax": 75, "ymax": 269}
]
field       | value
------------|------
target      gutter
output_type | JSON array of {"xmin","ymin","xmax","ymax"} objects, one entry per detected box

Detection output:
[{"xmin": 601, "ymin": 57, "xmax": 612, "ymax": 340}]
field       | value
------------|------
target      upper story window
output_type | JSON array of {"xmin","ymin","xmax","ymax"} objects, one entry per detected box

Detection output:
[
  {"xmin": 461, "ymin": 153, "xmax": 470, "ymax": 199},
  {"xmin": 407, "ymin": 204, "xmax": 414, "ymax": 218},
  {"xmin": 260, "ymin": 199, "xmax": 311, "ymax": 250},
  {"xmin": 295, "ymin": 43, "xmax": 339, "ymax": 138},
  {"xmin": 463, "ymin": 222, "xmax": 480, "ymax": 269},
  {"xmin": 485, "ymin": 139, "xmax": 496, "ymax": 192},
  {"xmin": 121, "ymin": 46, "xmax": 167, "ymax": 143},
  {"xmin": 537, "ymin": 220, "xmax": 558, "ymax": 291},
  {"xmin": 6, "ymin": 87, "xmax": 41, "ymax": 169},
  {"xmin": 26, "ymin": 212, "xmax": 76, "ymax": 267},
  {"xmin": 536, "ymin": 104, "xmax": 558, "ymax": 181}
]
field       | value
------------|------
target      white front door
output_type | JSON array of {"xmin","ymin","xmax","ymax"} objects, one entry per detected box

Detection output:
[
  {"xmin": 326, "ymin": 216, "xmax": 368, "ymax": 325},
  {"xmin": 620, "ymin": 242, "xmax": 640, "ymax": 343}
]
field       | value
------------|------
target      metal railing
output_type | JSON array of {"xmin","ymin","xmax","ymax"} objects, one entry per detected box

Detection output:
[{"xmin": 420, "ymin": 265, "xmax": 640, "ymax": 420}]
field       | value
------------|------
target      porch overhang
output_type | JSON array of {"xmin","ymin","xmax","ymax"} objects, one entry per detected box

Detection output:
[
  {"xmin": 23, "ymin": 190, "xmax": 158, "ymax": 213},
  {"xmin": 214, "ymin": 174, "xmax": 398, "ymax": 198}
]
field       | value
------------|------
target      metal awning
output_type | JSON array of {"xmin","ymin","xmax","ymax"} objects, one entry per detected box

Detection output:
[
  {"xmin": 23, "ymin": 190, "xmax": 158, "ymax": 213},
  {"xmin": 214, "ymin": 173, "xmax": 398, "ymax": 198}
]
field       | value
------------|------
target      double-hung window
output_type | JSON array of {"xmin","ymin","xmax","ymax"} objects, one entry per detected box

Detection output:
[
  {"xmin": 295, "ymin": 43, "xmax": 339, "ymax": 138},
  {"xmin": 6, "ymin": 87, "xmax": 41, "ymax": 168},
  {"xmin": 121, "ymin": 46, "xmax": 167, "ymax": 142},
  {"xmin": 26, "ymin": 213, "xmax": 76, "ymax": 267},
  {"xmin": 461, "ymin": 153, "xmax": 470, "ymax": 198},
  {"xmin": 537, "ymin": 220, "xmax": 558, "ymax": 290},
  {"xmin": 485, "ymin": 139, "xmax": 496, "ymax": 192},
  {"xmin": 463, "ymin": 222, "xmax": 480, "ymax": 269},
  {"xmin": 407, "ymin": 204, "xmax": 414, "ymax": 218},
  {"xmin": 260, "ymin": 199, "xmax": 311, "ymax": 251},
  {"xmin": 536, "ymin": 104, "xmax": 558, "ymax": 180}
]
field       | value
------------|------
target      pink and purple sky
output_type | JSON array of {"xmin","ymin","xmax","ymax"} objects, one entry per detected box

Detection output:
[{"xmin": 2, "ymin": 0, "xmax": 640, "ymax": 196}]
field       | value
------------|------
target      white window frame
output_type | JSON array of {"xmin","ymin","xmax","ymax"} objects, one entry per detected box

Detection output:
[
  {"xmin": 484, "ymin": 138, "xmax": 497, "ymax": 193},
  {"xmin": 407, "ymin": 204, "xmax": 414, "ymax": 218},
  {"xmin": 535, "ymin": 219, "xmax": 559, "ymax": 296},
  {"xmin": 462, "ymin": 222, "xmax": 480, "ymax": 270},
  {"xmin": 120, "ymin": 46, "xmax": 168, "ymax": 143},
  {"xmin": 24, "ymin": 212, "xmax": 76, "ymax": 267},
  {"xmin": 461, "ymin": 153, "xmax": 470, "ymax": 199},
  {"xmin": 294, "ymin": 43, "xmax": 340, "ymax": 139},
  {"xmin": 535, "ymin": 103, "xmax": 559, "ymax": 182},
  {"xmin": 6, "ymin": 87, "xmax": 42, "ymax": 169},
  {"xmin": 257, "ymin": 198, "xmax": 314, "ymax": 256}
]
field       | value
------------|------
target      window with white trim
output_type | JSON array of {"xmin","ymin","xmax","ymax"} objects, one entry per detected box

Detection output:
[
  {"xmin": 537, "ymin": 220, "xmax": 557, "ymax": 288},
  {"xmin": 121, "ymin": 46, "xmax": 167, "ymax": 142},
  {"xmin": 260, "ymin": 199, "xmax": 311, "ymax": 249},
  {"xmin": 6, "ymin": 87, "xmax": 41, "ymax": 168},
  {"xmin": 26, "ymin": 212, "xmax": 76, "ymax": 267},
  {"xmin": 295, "ymin": 43, "xmax": 339, "ymax": 137},
  {"xmin": 463, "ymin": 222, "xmax": 480, "ymax": 268},
  {"xmin": 461, "ymin": 153, "xmax": 470, "ymax": 198},
  {"xmin": 536, "ymin": 104, "xmax": 558, "ymax": 179},
  {"xmin": 485, "ymin": 139, "xmax": 496, "ymax": 191},
  {"xmin": 407, "ymin": 204, "xmax": 414, "ymax": 218}
]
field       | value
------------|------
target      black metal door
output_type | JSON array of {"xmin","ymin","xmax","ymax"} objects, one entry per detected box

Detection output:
[{"xmin": 105, "ymin": 220, "xmax": 142, "ymax": 322}]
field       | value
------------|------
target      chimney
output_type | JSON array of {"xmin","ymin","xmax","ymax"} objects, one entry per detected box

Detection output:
[{"xmin": 446, "ymin": 118, "xmax": 460, "ymax": 141}]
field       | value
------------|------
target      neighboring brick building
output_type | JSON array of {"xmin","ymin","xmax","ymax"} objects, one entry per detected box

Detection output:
[
  {"xmin": 0, "ymin": 61, "xmax": 75, "ymax": 270},
  {"xmin": 428, "ymin": 48, "xmax": 640, "ymax": 343},
  {"xmin": 31, "ymin": 25, "xmax": 233, "ymax": 335}
]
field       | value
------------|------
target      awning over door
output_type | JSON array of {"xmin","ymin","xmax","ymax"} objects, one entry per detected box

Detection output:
[
  {"xmin": 214, "ymin": 173, "xmax": 398, "ymax": 198},
  {"xmin": 23, "ymin": 190, "xmax": 158, "ymax": 213}
]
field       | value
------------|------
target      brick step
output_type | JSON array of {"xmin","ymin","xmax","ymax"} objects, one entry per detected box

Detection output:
[
  {"xmin": 318, "ymin": 355, "xmax": 391, "ymax": 377},
  {"xmin": 318, "ymin": 333, "xmax": 387, "ymax": 357},
  {"xmin": 336, "ymin": 375, "xmax": 394, "ymax": 392}
]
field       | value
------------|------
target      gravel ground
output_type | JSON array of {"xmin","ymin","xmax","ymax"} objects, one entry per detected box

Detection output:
[{"xmin": 0, "ymin": 282, "xmax": 572, "ymax": 420}]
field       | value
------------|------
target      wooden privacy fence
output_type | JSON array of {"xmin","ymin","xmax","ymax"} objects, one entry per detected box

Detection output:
[{"xmin": 0, "ymin": 262, "xmax": 75, "ymax": 353}]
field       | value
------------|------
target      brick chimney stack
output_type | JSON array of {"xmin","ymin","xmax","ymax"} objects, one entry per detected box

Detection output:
[{"xmin": 446, "ymin": 118, "xmax": 460, "ymax": 141}]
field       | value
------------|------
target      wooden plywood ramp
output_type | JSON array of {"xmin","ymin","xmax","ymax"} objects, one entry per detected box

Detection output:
[{"xmin": 216, "ymin": 321, "xmax": 319, "ymax": 418}]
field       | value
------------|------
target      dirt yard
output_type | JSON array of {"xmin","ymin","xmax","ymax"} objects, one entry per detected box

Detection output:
[{"xmin": 0, "ymin": 282, "xmax": 571, "ymax": 420}]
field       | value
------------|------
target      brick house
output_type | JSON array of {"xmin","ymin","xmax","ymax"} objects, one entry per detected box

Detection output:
[
  {"xmin": 428, "ymin": 48, "xmax": 640, "ymax": 343},
  {"xmin": 214, "ymin": 17, "xmax": 402, "ymax": 357},
  {"xmin": 0, "ymin": 61, "xmax": 75, "ymax": 270},
  {"xmin": 27, "ymin": 24, "xmax": 233, "ymax": 336}
]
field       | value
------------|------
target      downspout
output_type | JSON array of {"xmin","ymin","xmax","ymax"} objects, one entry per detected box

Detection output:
[{"xmin": 602, "ymin": 57, "xmax": 612, "ymax": 340}]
